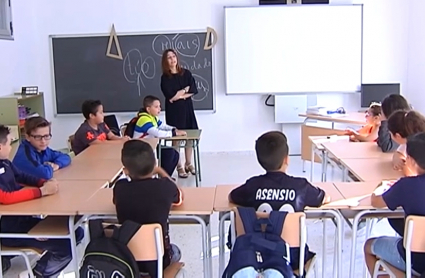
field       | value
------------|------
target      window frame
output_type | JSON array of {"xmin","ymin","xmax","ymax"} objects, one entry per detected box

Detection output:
[{"xmin": 0, "ymin": 0, "xmax": 13, "ymax": 40}]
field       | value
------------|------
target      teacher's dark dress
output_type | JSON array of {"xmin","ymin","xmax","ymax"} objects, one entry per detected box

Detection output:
[{"xmin": 160, "ymin": 69, "xmax": 199, "ymax": 129}]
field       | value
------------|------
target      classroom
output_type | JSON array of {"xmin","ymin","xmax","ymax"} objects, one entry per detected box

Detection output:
[{"xmin": 1, "ymin": 0, "xmax": 425, "ymax": 277}]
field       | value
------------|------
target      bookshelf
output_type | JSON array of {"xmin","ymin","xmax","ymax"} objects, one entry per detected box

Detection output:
[{"xmin": 0, "ymin": 93, "xmax": 45, "ymax": 159}]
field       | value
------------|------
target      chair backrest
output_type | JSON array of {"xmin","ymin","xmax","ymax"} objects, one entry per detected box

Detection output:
[
  {"xmin": 233, "ymin": 209, "xmax": 305, "ymax": 247},
  {"xmin": 127, "ymin": 223, "xmax": 164, "ymax": 261},
  {"xmin": 68, "ymin": 135, "xmax": 75, "ymax": 152},
  {"xmin": 104, "ymin": 115, "xmax": 121, "ymax": 136},
  {"xmin": 404, "ymin": 215, "xmax": 425, "ymax": 253}
]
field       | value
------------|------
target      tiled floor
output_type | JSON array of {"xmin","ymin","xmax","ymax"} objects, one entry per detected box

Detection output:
[{"xmin": 4, "ymin": 153, "xmax": 396, "ymax": 277}]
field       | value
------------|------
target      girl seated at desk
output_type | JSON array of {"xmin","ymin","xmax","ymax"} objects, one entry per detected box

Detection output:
[{"xmin": 345, "ymin": 102, "xmax": 381, "ymax": 142}]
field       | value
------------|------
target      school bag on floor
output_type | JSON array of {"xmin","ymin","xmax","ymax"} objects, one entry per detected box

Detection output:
[
  {"xmin": 79, "ymin": 220, "xmax": 140, "ymax": 278},
  {"xmin": 222, "ymin": 207, "xmax": 294, "ymax": 278}
]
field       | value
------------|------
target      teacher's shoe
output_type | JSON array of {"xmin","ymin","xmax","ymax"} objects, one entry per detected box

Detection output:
[
  {"xmin": 185, "ymin": 164, "xmax": 196, "ymax": 175},
  {"xmin": 177, "ymin": 166, "xmax": 188, "ymax": 178}
]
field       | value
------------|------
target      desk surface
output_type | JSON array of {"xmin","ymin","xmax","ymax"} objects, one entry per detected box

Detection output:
[
  {"xmin": 334, "ymin": 182, "xmax": 379, "ymax": 210},
  {"xmin": 54, "ymin": 159, "xmax": 122, "ymax": 182},
  {"xmin": 0, "ymin": 181, "xmax": 107, "ymax": 215},
  {"xmin": 162, "ymin": 129, "xmax": 202, "ymax": 140},
  {"xmin": 213, "ymin": 183, "xmax": 347, "ymax": 211},
  {"xmin": 309, "ymin": 135, "xmax": 350, "ymax": 150},
  {"xmin": 322, "ymin": 141, "xmax": 392, "ymax": 159},
  {"xmin": 78, "ymin": 187, "xmax": 215, "ymax": 216},
  {"xmin": 74, "ymin": 138, "xmax": 158, "ymax": 161},
  {"xmin": 340, "ymin": 158, "xmax": 403, "ymax": 181},
  {"xmin": 299, "ymin": 112, "xmax": 366, "ymax": 125}
]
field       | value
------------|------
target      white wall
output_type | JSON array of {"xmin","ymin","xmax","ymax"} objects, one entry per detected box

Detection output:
[
  {"xmin": 0, "ymin": 0, "xmax": 413, "ymax": 153},
  {"xmin": 0, "ymin": 1, "xmax": 38, "ymax": 95},
  {"xmin": 406, "ymin": 0, "xmax": 425, "ymax": 113}
]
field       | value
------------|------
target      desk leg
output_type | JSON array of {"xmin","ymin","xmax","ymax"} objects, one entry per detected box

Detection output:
[
  {"xmin": 157, "ymin": 140, "xmax": 163, "ymax": 166},
  {"xmin": 322, "ymin": 220, "xmax": 327, "ymax": 278},
  {"xmin": 307, "ymin": 210, "xmax": 342, "ymax": 278},
  {"xmin": 169, "ymin": 215, "xmax": 211, "ymax": 278},
  {"xmin": 321, "ymin": 151, "xmax": 328, "ymax": 182},
  {"xmin": 196, "ymin": 139, "xmax": 202, "ymax": 182},
  {"xmin": 68, "ymin": 216, "xmax": 80, "ymax": 278},
  {"xmin": 310, "ymin": 143, "xmax": 315, "ymax": 182},
  {"xmin": 193, "ymin": 140, "xmax": 200, "ymax": 187},
  {"xmin": 349, "ymin": 210, "xmax": 370, "ymax": 278},
  {"xmin": 218, "ymin": 212, "xmax": 230, "ymax": 277}
]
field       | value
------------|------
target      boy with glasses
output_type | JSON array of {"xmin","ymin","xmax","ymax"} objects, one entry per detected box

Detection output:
[{"xmin": 13, "ymin": 116, "xmax": 71, "ymax": 179}]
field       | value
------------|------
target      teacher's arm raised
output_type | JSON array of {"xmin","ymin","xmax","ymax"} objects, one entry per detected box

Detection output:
[{"xmin": 160, "ymin": 75, "xmax": 185, "ymax": 103}]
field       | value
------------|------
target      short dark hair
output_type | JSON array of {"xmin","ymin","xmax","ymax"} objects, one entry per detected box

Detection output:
[
  {"xmin": 143, "ymin": 95, "xmax": 160, "ymax": 110},
  {"xmin": 381, "ymin": 94, "xmax": 410, "ymax": 118},
  {"xmin": 121, "ymin": 140, "xmax": 156, "ymax": 178},
  {"xmin": 0, "ymin": 125, "xmax": 10, "ymax": 145},
  {"xmin": 24, "ymin": 116, "xmax": 51, "ymax": 135},
  {"xmin": 82, "ymin": 100, "xmax": 102, "ymax": 119},
  {"xmin": 255, "ymin": 131, "xmax": 289, "ymax": 171},
  {"xmin": 407, "ymin": 132, "xmax": 425, "ymax": 170},
  {"xmin": 388, "ymin": 110, "xmax": 425, "ymax": 138}
]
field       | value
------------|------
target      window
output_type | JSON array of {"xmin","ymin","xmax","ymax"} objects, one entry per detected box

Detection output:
[{"xmin": 0, "ymin": 0, "xmax": 13, "ymax": 40}]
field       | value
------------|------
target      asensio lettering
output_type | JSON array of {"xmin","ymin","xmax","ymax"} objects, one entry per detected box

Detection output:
[{"xmin": 255, "ymin": 188, "xmax": 296, "ymax": 201}]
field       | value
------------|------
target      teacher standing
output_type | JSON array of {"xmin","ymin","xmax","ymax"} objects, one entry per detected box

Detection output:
[{"xmin": 160, "ymin": 49, "xmax": 199, "ymax": 179}]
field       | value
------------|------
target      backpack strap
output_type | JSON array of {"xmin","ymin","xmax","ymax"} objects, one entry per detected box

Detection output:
[
  {"xmin": 237, "ymin": 207, "xmax": 258, "ymax": 234},
  {"xmin": 268, "ymin": 211, "xmax": 288, "ymax": 236},
  {"xmin": 88, "ymin": 219, "xmax": 105, "ymax": 239},
  {"xmin": 112, "ymin": 220, "xmax": 141, "ymax": 245}
]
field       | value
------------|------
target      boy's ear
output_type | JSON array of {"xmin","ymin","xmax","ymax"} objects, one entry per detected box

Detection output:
[{"xmin": 283, "ymin": 155, "xmax": 289, "ymax": 166}]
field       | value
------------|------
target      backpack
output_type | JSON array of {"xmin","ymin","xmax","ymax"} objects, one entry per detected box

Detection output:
[
  {"xmin": 222, "ymin": 207, "xmax": 294, "ymax": 278},
  {"xmin": 79, "ymin": 220, "xmax": 140, "ymax": 278},
  {"xmin": 122, "ymin": 116, "xmax": 140, "ymax": 138}
]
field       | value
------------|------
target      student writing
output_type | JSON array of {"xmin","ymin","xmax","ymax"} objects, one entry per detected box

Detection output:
[{"xmin": 365, "ymin": 132, "xmax": 425, "ymax": 277}]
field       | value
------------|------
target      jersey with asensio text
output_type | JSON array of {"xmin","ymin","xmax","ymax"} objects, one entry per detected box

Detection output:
[{"xmin": 229, "ymin": 172, "xmax": 325, "ymax": 213}]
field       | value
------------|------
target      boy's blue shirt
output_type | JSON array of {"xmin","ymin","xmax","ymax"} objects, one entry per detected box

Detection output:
[{"xmin": 12, "ymin": 140, "xmax": 71, "ymax": 179}]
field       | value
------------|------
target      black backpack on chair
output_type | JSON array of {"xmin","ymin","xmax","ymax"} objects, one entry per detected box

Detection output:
[{"xmin": 79, "ymin": 220, "xmax": 140, "ymax": 278}]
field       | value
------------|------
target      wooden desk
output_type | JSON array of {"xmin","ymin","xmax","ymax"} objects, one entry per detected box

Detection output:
[
  {"xmin": 340, "ymin": 158, "xmax": 403, "ymax": 181},
  {"xmin": 299, "ymin": 112, "xmax": 366, "ymax": 125},
  {"xmin": 0, "ymin": 181, "xmax": 107, "ymax": 216},
  {"xmin": 54, "ymin": 159, "xmax": 123, "ymax": 182},
  {"xmin": 322, "ymin": 141, "xmax": 393, "ymax": 160},
  {"xmin": 300, "ymin": 113, "xmax": 364, "ymax": 165},
  {"xmin": 74, "ymin": 138, "xmax": 158, "ymax": 161},
  {"xmin": 333, "ymin": 182, "xmax": 379, "ymax": 210},
  {"xmin": 161, "ymin": 129, "xmax": 202, "ymax": 141},
  {"xmin": 78, "ymin": 186, "xmax": 215, "ymax": 278},
  {"xmin": 78, "ymin": 187, "xmax": 215, "ymax": 215}
]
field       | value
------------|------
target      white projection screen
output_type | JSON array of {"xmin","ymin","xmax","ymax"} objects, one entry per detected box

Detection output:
[{"xmin": 224, "ymin": 5, "xmax": 363, "ymax": 94}]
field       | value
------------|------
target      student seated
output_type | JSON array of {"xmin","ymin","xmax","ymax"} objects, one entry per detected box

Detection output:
[
  {"xmin": 387, "ymin": 110, "xmax": 425, "ymax": 174},
  {"xmin": 73, "ymin": 99, "xmax": 128, "ymax": 155},
  {"xmin": 364, "ymin": 132, "xmax": 425, "ymax": 277},
  {"xmin": 113, "ymin": 140, "xmax": 184, "ymax": 277},
  {"xmin": 13, "ymin": 116, "xmax": 71, "ymax": 179},
  {"xmin": 377, "ymin": 94, "xmax": 410, "ymax": 152},
  {"xmin": 133, "ymin": 95, "xmax": 183, "ymax": 177},
  {"xmin": 345, "ymin": 102, "xmax": 381, "ymax": 142},
  {"xmin": 228, "ymin": 131, "xmax": 330, "ymax": 271},
  {"xmin": 0, "ymin": 125, "xmax": 83, "ymax": 277}
]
